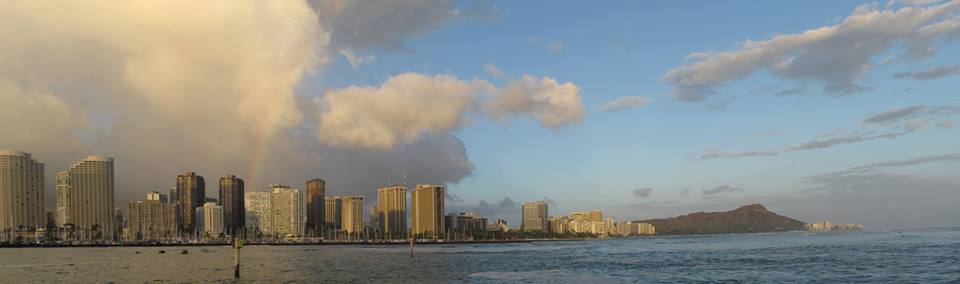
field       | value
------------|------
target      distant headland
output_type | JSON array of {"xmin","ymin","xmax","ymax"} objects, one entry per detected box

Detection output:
[{"xmin": 633, "ymin": 204, "xmax": 808, "ymax": 235}]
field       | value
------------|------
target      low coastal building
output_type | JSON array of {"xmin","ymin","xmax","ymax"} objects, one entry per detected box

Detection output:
[
  {"xmin": 805, "ymin": 221, "xmax": 863, "ymax": 232},
  {"xmin": 486, "ymin": 219, "xmax": 509, "ymax": 232},
  {"xmin": 126, "ymin": 192, "xmax": 178, "ymax": 241},
  {"xmin": 445, "ymin": 212, "xmax": 487, "ymax": 236},
  {"xmin": 617, "ymin": 221, "xmax": 656, "ymax": 236},
  {"xmin": 549, "ymin": 216, "xmax": 570, "ymax": 234}
]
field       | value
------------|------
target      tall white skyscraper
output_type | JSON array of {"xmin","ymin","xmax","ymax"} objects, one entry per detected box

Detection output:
[
  {"xmin": 270, "ymin": 185, "xmax": 305, "ymax": 237},
  {"xmin": 244, "ymin": 186, "xmax": 305, "ymax": 237},
  {"xmin": 341, "ymin": 196, "xmax": 364, "ymax": 234},
  {"xmin": 203, "ymin": 202, "xmax": 224, "ymax": 237},
  {"xmin": 245, "ymin": 191, "xmax": 272, "ymax": 235},
  {"xmin": 59, "ymin": 155, "xmax": 115, "ymax": 241},
  {"xmin": 0, "ymin": 150, "xmax": 45, "ymax": 240}
]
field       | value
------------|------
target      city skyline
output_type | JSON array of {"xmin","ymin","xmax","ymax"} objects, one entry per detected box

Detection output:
[{"xmin": 0, "ymin": 1, "xmax": 959, "ymax": 231}]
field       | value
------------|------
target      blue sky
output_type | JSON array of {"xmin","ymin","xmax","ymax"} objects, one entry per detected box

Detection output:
[
  {"xmin": 2, "ymin": 0, "xmax": 958, "ymax": 229},
  {"xmin": 295, "ymin": 1, "xmax": 960, "ymax": 228}
]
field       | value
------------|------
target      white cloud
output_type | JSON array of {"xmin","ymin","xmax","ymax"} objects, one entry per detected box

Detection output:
[
  {"xmin": 316, "ymin": 73, "xmax": 482, "ymax": 149},
  {"xmin": 317, "ymin": 73, "xmax": 587, "ymax": 148},
  {"xmin": 339, "ymin": 49, "xmax": 375, "ymax": 68},
  {"xmin": 483, "ymin": 63, "xmax": 503, "ymax": 78},
  {"xmin": 488, "ymin": 75, "xmax": 586, "ymax": 128},
  {"xmin": 0, "ymin": 0, "xmax": 331, "ymax": 204},
  {"xmin": 697, "ymin": 149, "xmax": 779, "ymax": 160},
  {"xmin": 662, "ymin": 1, "xmax": 960, "ymax": 101},
  {"xmin": 599, "ymin": 96, "xmax": 653, "ymax": 112}
]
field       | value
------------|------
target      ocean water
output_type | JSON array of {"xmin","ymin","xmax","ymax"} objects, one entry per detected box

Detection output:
[{"xmin": 1, "ymin": 229, "xmax": 959, "ymax": 283}]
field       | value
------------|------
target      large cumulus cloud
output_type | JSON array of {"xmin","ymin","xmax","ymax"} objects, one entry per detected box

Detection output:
[
  {"xmin": 315, "ymin": 73, "xmax": 586, "ymax": 149},
  {"xmin": 0, "ymin": 0, "xmax": 328, "ymax": 204},
  {"xmin": 0, "ymin": 0, "xmax": 581, "ymax": 207}
]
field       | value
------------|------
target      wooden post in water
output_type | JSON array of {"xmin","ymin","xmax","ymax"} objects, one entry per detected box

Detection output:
[
  {"xmin": 233, "ymin": 237, "xmax": 242, "ymax": 279},
  {"xmin": 409, "ymin": 236, "xmax": 414, "ymax": 258}
]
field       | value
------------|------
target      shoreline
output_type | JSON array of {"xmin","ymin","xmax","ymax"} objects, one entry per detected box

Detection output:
[{"xmin": 0, "ymin": 239, "xmax": 598, "ymax": 248}]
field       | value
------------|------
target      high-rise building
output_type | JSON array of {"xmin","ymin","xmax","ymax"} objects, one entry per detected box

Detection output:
[
  {"xmin": 126, "ymin": 192, "xmax": 177, "ymax": 241},
  {"xmin": 0, "ymin": 150, "xmax": 45, "ymax": 240},
  {"xmin": 244, "ymin": 192, "xmax": 272, "ymax": 235},
  {"xmin": 54, "ymin": 172, "xmax": 69, "ymax": 229},
  {"xmin": 194, "ymin": 206, "xmax": 204, "ymax": 235},
  {"xmin": 324, "ymin": 196, "xmax": 341, "ymax": 230},
  {"xmin": 569, "ymin": 211, "xmax": 589, "ymax": 221},
  {"xmin": 45, "ymin": 210, "xmax": 57, "ymax": 232},
  {"xmin": 169, "ymin": 187, "xmax": 178, "ymax": 204},
  {"xmin": 444, "ymin": 212, "xmax": 486, "ymax": 237},
  {"xmin": 218, "ymin": 175, "xmax": 244, "ymax": 235},
  {"xmin": 58, "ymin": 155, "xmax": 115, "ymax": 241},
  {"xmin": 176, "ymin": 172, "xmax": 205, "ymax": 235},
  {"xmin": 341, "ymin": 196, "xmax": 364, "ymax": 234},
  {"xmin": 203, "ymin": 202, "xmax": 224, "ymax": 238},
  {"xmin": 569, "ymin": 210, "xmax": 609, "ymax": 235},
  {"xmin": 146, "ymin": 191, "xmax": 167, "ymax": 203},
  {"xmin": 368, "ymin": 205, "xmax": 379, "ymax": 232},
  {"xmin": 270, "ymin": 185, "xmax": 305, "ymax": 237},
  {"xmin": 549, "ymin": 216, "xmax": 570, "ymax": 234},
  {"xmin": 522, "ymin": 201, "xmax": 548, "ymax": 232},
  {"xmin": 377, "ymin": 185, "xmax": 407, "ymax": 238},
  {"xmin": 588, "ymin": 210, "xmax": 603, "ymax": 222},
  {"xmin": 411, "ymin": 184, "xmax": 445, "ymax": 238},
  {"xmin": 305, "ymin": 178, "xmax": 325, "ymax": 234}
]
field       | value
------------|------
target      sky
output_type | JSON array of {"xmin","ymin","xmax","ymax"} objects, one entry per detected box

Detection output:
[{"xmin": 1, "ymin": 0, "xmax": 958, "ymax": 230}]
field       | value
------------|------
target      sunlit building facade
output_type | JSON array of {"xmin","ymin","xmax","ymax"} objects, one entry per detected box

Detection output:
[
  {"xmin": 341, "ymin": 196, "xmax": 364, "ymax": 234},
  {"xmin": 324, "ymin": 196, "xmax": 342, "ymax": 230},
  {"xmin": 0, "ymin": 150, "xmax": 45, "ymax": 240},
  {"xmin": 377, "ymin": 185, "xmax": 407, "ymax": 238},
  {"xmin": 411, "ymin": 184, "xmax": 445, "ymax": 238},
  {"xmin": 203, "ymin": 202, "xmax": 224, "ymax": 237},
  {"xmin": 270, "ymin": 185, "xmax": 305, "ymax": 237},
  {"xmin": 244, "ymin": 192, "xmax": 272, "ymax": 235},
  {"xmin": 59, "ymin": 155, "xmax": 116, "ymax": 241},
  {"xmin": 549, "ymin": 216, "xmax": 570, "ymax": 234},
  {"xmin": 126, "ymin": 192, "xmax": 177, "ymax": 241},
  {"xmin": 522, "ymin": 201, "xmax": 548, "ymax": 232}
]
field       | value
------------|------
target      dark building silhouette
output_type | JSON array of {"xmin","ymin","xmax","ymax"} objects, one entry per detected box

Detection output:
[
  {"xmin": 176, "ymin": 172, "xmax": 205, "ymax": 234},
  {"xmin": 305, "ymin": 178, "xmax": 325, "ymax": 235},
  {"xmin": 219, "ymin": 175, "xmax": 244, "ymax": 235}
]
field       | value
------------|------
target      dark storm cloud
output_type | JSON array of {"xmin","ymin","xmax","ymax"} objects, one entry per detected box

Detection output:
[{"xmin": 702, "ymin": 185, "xmax": 743, "ymax": 195}]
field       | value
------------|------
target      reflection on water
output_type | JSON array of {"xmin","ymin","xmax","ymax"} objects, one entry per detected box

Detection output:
[{"xmin": 1, "ymin": 229, "xmax": 959, "ymax": 283}]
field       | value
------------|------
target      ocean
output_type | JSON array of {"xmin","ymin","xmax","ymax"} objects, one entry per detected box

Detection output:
[{"xmin": 1, "ymin": 228, "xmax": 958, "ymax": 283}]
